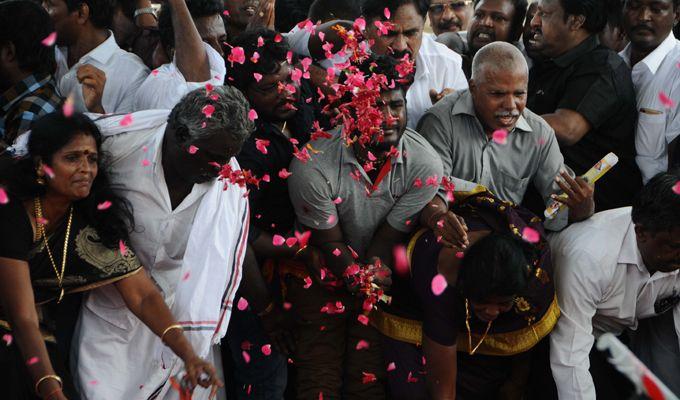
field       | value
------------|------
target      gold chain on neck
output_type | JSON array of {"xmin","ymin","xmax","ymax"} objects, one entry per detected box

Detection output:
[
  {"xmin": 465, "ymin": 298, "xmax": 493, "ymax": 355},
  {"xmin": 34, "ymin": 197, "xmax": 73, "ymax": 303}
]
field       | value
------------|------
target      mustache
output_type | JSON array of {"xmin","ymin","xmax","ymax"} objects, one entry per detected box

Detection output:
[
  {"xmin": 631, "ymin": 24, "xmax": 655, "ymax": 33},
  {"xmin": 473, "ymin": 28, "xmax": 495, "ymax": 38},
  {"xmin": 438, "ymin": 19, "xmax": 462, "ymax": 29},
  {"xmin": 495, "ymin": 111, "xmax": 520, "ymax": 118},
  {"xmin": 390, "ymin": 49, "xmax": 412, "ymax": 59}
]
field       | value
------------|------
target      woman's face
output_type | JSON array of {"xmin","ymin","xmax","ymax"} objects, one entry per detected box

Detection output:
[{"xmin": 42, "ymin": 133, "xmax": 98, "ymax": 201}]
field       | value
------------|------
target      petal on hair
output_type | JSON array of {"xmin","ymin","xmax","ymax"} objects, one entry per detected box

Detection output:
[
  {"xmin": 202, "ymin": 104, "xmax": 215, "ymax": 118},
  {"xmin": 41, "ymin": 32, "xmax": 57, "ymax": 46},
  {"xmin": 248, "ymin": 109, "xmax": 258, "ymax": 121}
]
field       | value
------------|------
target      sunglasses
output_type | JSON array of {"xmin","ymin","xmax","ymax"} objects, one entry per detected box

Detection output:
[{"xmin": 428, "ymin": 1, "xmax": 473, "ymax": 16}]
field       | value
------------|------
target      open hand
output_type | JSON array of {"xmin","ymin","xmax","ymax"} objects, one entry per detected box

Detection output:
[{"xmin": 430, "ymin": 210, "xmax": 469, "ymax": 250}]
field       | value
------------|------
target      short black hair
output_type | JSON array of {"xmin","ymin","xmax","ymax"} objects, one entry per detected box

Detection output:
[
  {"xmin": 65, "ymin": 0, "xmax": 116, "ymax": 29},
  {"xmin": 0, "ymin": 1, "xmax": 56, "ymax": 76},
  {"xmin": 353, "ymin": 53, "xmax": 414, "ymax": 94},
  {"xmin": 226, "ymin": 28, "xmax": 292, "ymax": 91},
  {"xmin": 603, "ymin": 0, "xmax": 625, "ymax": 31},
  {"xmin": 362, "ymin": 0, "xmax": 430, "ymax": 21},
  {"xmin": 631, "ymin": 169, "xmax": 680, "ymax": 234},
  {"xmin": 559, "ymin": 0, "xmax": 608, "ymax": 34},
  {"xmin": 158, "ymin": 0, "xmax": 224, "ymax": 52},
  {"xmin": 308, "ymin": 0, "xmax": 363, "ymax": 22},
  {"xmin": 457, "ymin": 233, "xmax": 531, "ymax": 302},
  {"xmin": 473, "ymin": 0, "xmax": 528, "ymax": 41},
  {"xmin": 115, "ymin": 0, "xmax": 136, "ymax": 20}
]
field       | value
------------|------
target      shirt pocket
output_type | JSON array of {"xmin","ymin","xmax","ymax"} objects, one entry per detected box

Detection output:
[{"xmin": 495, "ymin": 168, "xmax": 530, "ymax": 204}]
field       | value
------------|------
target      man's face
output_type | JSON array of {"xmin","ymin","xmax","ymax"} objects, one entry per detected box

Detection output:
[
  {"xmin": 530, "ymin": 0, "xmax": 572, "ymax": 58},
  {"xmin": 468, "ymin": 0, "xmax": 517, "ymax": 54},
  {"xmin": 245, "ymin": 61, "xmax": 300, "ymax": 123},
  {"xmin": 195, "ymin": 14, "xmax": 228, "ymax": 58},
  {"xmin": 366, "ymin": 3, "xmax": 425, "ymax": 60},
  {"xmin": 428, "ymin": 0, "xmax": 474, "ymax": 35},
  {"xmin": 636, "ymin": 226, "xmax": 680, "ymax": 273},
  {"xmin": 171, "ymin": 131, "xmax": 242, "ymax": 184},
  {"xmin": 624, "ymin": 0, "xmax": 679, "ymax": 54},
  {"xmin": 523, "ymin": 2, "xmax": 544, "ymax": 59},
  {"xmin": 470, "ymin": 295, "xmax": 515, "ymax": 322},
  {"xmin": 42, "ymin": 0, "xmax": 78, "ymax": 46},
  {"xmin": 223, "ymin": 0, "xmax": 258, "ymax": 29},
  {"xmin": 470, "ymin": 65, "xmax": 528, "ymax": 135},
  {"xmin": 371, "ymin": 89, "xmax": 408, "ymax": 153}
]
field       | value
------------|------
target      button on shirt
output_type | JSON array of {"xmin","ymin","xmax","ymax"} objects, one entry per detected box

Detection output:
[
  {"xmin": 407, "ymin": 34, "xmax": 469, "ymax": 129},
  {"xmin": 549, "ymin": 207, "xmax": 680, "ymax": 400},
  {"xmin": 620, "ymin": 33, "xmax": 680, "ymax": 184},
  {"xmin": 56, "ymin": 31, "xmax": 149, "ymax": 114},
  {"xmin": 417, "ymin": 89, "xmax": 571, "ymax": 230},
  {"xmin": 528, "ymin": 35, "xmax": 641, "ymax": 211},
  {"xmin": 288, "ymin": 128, "xmax": 443, "ymax": 258},
  {"xmin": 133, "ymin": 42, "xmax": 226, "ymax": 110}
]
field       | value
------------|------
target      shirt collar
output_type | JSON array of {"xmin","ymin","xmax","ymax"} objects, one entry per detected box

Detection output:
[
  {"xmin": 620, "ymin": 32, "xmax": 677, "ymax": 74},
  {"xmin": 0, "ymin": 73, "xmax": 51, "ymax": 112},
  {"xmin": 450, "ymin": 90, "xmax": 534, "ymax": 133},
  {"xmin": 553, "ymin": 35, "xmax": 600, "ymax": 68},
  {"xmin": 68, "ymin": 31, "xmax": 119, "ymax": 66},
  {"xmin": 618, "ymin": 220, "xmax": 646, "ymax": 273}
]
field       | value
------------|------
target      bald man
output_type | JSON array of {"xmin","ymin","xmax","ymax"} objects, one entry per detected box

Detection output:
[{"xmin": 417, "ymin": 42, "xmax": 594, "ymax": 244}]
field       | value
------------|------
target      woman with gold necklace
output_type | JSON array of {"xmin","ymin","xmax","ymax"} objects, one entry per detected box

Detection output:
[{"xmin": 0, "ymin": 112, "xmax": 222, "ymax": 399}]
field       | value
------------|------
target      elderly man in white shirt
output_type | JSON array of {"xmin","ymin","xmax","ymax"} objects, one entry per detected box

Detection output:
[
  {"xmin": 43, "ymin": 0, "xmax": 148, "ymax": 113},
  {"xmin": 134, "ymin": 0, "xmax": 227, "ymax": 110},
  {"xmin": 72, "ymin": 86, "xmax": 254, "ymax": 399},
  {"xmin": 549, "ymin": 171, "xmax": 680, "ymax": 400},
  {"xmin": 620, "ymin": 0, "xmax": 680, "ymax": 184}
]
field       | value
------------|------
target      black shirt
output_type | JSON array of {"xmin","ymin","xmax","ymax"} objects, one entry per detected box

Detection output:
[
  {"xmin": 236, "ymin": 82, "xmax": 315, "ymax": 244},
  {"xmin": 527, "ymin": 35, "xmax": 642, "ymax": 211}
]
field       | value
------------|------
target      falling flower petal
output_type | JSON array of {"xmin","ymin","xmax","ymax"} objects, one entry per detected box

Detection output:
[
  {"xmin": 431, "ymin": 274, "xmax": 447, "ymax": 296},
  {"xmin": 188, "ymin": 145, "xmax": 199, "ymax": 154},
  {"xmin": 255, "ymin": 139, "xmax": 270, "ymax": 154},
  {"xmin": 303, "ymin": 276, "xmax": 313, "ymax": 289},
  {"xmin": 26, "ymin": 356, "xmax": 39, "ymax": 366},
  {"xmin": 261, "ymin": 344, "xmax": 272, "ymax": 356},
  {"xmin": 248, "ymin": 109, "xmax": 258, "ymax": 121},
  {"xmin": 41, "ymin": 32, "xmax": 57, "ymax": 46},
  {"xmin": 119, "ymin": 240, "xmax": 127, "ymax": 256},
  {"xmin": 97, "ymin": 201, "xmax": 112, "ymax": 210},
  {"xmin": 362, "ymin": 372, "xmax": 377, "ymax": 384},
  {"xmin": 274, "ymin": 33, "xmax": 283, "ymax": 42},
  {"xmin": 387, "ymin": 362, "xmax": 397, "ymax": 371},
  {"xmin": 286, "ymin": 237, "xmax": 298, "ymax": 247},
  {"xmin": 522, "ymin": 227, "xmax": 540, "ymax": 243},
  {"xmin": 332, "ymin": 248, "xmax": 341, "ymax": 257},
  {"xmin": 357, "ymin": 314, "xmax": 369, "ymax": 326},
  {"xmin": 119, "ymin": 114, "xmax": 133, "ymax": 127},
  {"xmin": 384, "ymin": 7, "xmax": 391, "ymax": 18},
  {"xmin": 355, "ymin": 340, "xmax": 370, "ymax": 350},
  {"xmin": 353, "ymin": 17, "xmax": 366, "ymax": 31},
  {"xmin": 332, "ymin": 197, "xmax": 343, "ymax": 204},
  {"xmin": 142, "ymin": 159, "xmax": 150, "ymax": 167},
  {"xmin": 237, "ymin": 297, "xmax": 249, "ymax": 311},
  {"xmin": 63, "ymin": 95, "xmax": 74, "ymax": 117},
  {"xmin": 278, "ymin": 168, "xmax": 292, "ymax": 179},
  {"xmin": 272, "ymin": 234, "xmax": 286, "ymax": 246},
  {"xmin": 2, "ymin": 334, "xmax": 12, "ymax": 346},
  {"xmin": 42, "ymin": 165, "xmax": 55, "ymax": 179},
  {"xmin": 492, "ymin": 129, "xmax": 508, "ymax": 145},
  {"xmin": 0, "ymin": 188, "xmax": 8, "ymax": 205},
  {"xmin": 222, "ymin": 10, "xmax": 230, "ymax": 16},
  {"xmin": 659, "ymin": 91, "xmax": 675, "ymax": 109},
  {"xmin": 455, "ymin": 251, "xmax": 465, "ymax": 259},
  {"xmin": 253, "ymin": 73, "xmax": 263, "ymax": 82},
  {"xmin": 393, "ymin": 245, "xmax": 408, "ymax": 276},
  {"xmin": 407, "ymin": 371, "xmax": 419, "ymax": 383},
  {"xmin": 228, "ymin": 46, "xmax": 246, "ymax": 65},
  {"xmin": 673, "ymin": 181, "xmax": 680, "ymax": 195},
  {"xmin": 202, "ymin": 104, "xmax": 215, "ymax": 118},
  {"xmin": 295, "ymin": 230, "xmax": 311, "ymax": 249},
  {"xmin": 242, "ymin": 350, "xmax": 251, "ymax": 363}
]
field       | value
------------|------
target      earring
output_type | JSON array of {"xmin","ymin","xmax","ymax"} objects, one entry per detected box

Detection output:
[{"xmin": 36, "ymin": 176, "xmax": 45, "ymax": 185}]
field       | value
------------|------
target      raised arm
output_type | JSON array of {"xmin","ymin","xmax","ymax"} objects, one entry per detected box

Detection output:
[{"xmin": 167, "ymin": 0, "xmax": 210, "ymax": 82}]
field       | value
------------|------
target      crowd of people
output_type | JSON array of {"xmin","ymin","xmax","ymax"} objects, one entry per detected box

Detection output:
[{"xmin": 0, "ymin": 0, "xmax": 679, "ymax": 399}]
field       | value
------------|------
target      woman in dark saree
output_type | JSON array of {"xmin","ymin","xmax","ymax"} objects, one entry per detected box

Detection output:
[{"xmin": 0, "ymin": 112, "xmax": 221, "ymax": 399}]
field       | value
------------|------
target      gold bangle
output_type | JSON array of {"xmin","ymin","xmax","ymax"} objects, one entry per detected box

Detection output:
[
  {"xmin": 160, "ymin": 324, "xmax": 183, "ymax": 343},
  {"xmin": 35, "ymin": 374, "xmax": 62, "ymax": 396}
]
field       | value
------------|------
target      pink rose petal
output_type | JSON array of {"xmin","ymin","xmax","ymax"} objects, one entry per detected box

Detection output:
[
  {"xmin": 285, "ymin": 237, "xmax": 298, "ymax": 247},
  {"xmin": 521, "ymin": 227, "xmax": 540, "ymax": 243},
  {"xmin": 393, "ymin": 245, "xmax": 408, "ymax": 276},
  {"xmin": 242, "ymin": 350, "xmax": 251, "ymax": 363},
  {"xmin": 355, "ymin": 340, "xmax": 370, "ymax": 350},
  {"xmin": 261, "ymin": 344, "xmax": 272, "ymax": 356},
  {"xmin": 237, "ymin": 297, "xmax": 249, "ymax": 311},
  {"xmin": 142, "ymin": 159, "xmax": 150, "ymax": 167},
  {"xmin": 119, "ymin": 113, "xmax": 133, "ymax": 127},
  {"xmin": 248, "ymin": 109, "xmax": 258, "ymax": 121},
  {"xmin": 387, "ymin": 362, "xmax": 396, "ymax": 371},
  {"xmin": 188, "ymin": 145, "xmax": 199, "ymax": 154},
  {"xmin": 303, "ymin": 276, "xmax": 313, "ymax": 289},
  {"xmin": 62, "ymin": 96, "xmax": 74, "ymax": 117},
  {"xmin": 202, "ymin": 104, "xmax": 215, "ymax": 118},
  {"xmin": 357, "ymin": 314, "xmax": 369, "ymax": 326},
  {"xmin": 278, "ymin": 168, "xmax": 292, "ymax": 179},
  {"xmin": 384, "ymin": 8, "xmax": 391, "ymax": 18},
  {"xmin": 673, "ymin": 181, "xmax": 680, "ymax": 195},
  {"xmin": 97, "ymin": 201, "xmax": 112, "ymax": 210},
  {"xmin": 272, "ymin": 234, "xmax": 285, "ymax": 246},
  {"xmin": 332, "ymin": 248, "xmax": 341, "ymax": 257},
  {"xmin": 26, "ymin": 356, "xmax": 39, "ymax": 365},
  {"xmin": 119, "ymin": 240, "xmax": 127, "ymax": 256},
  {"xmin": 2, "ymin": 333, "xmax": 12, "ymax": 346},
  {"xmin": 492, "ymin": 129, "xmax": 508, "ymax": 145},
  {"xmin": 253, "ymin": 73, "xmax": 263, "ymax": 82},
  {"xmin": 255, "ymin": 139, "xmax": 270, "ymax": 154},
  {"xmin": 332, "ymin": 197, "xmax": 343, "ymax": 204},
  {"xmin": 0, "ymin": 188, "xmax": 8, "ymax": 205},
  {"xmin": 431, "ymin": 274, "xmax": 448, "ymax": 296},
  {"xmin": 42, "ymin": 165, "xmax": 55, "ymax": 179},
  {"xmin": 41, "ymin": 32, "xmax": 57, "ymax": 46}
]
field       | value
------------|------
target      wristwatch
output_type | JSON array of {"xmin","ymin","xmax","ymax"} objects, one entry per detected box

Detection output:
[{"xmin": 133, "ymin": 7, "xmax": 157, "ymax": 19}]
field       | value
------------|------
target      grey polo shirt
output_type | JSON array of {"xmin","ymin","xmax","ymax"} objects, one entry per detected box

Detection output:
[
  {"xmin": 417, "ymin": 89, "xmax": 571, "ymax": 230},
  {"xmin": 288, "ymin": 128, "xmax": 443, "ymax": 258}
]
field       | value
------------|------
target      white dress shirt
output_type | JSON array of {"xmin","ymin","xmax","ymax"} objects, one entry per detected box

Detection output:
[
  {"xmin": 55, "ymin": 31, "xmax": 149, "ymax": 114},
  {"xmin": 549, "ymin": 207, "xmax": 680, "ymax": 400},
  {"xmin": 133, "ymin": 42, "xmax": 226, "ymax": 110},
  {"xmin": 407, "ymin": 33, "xmax": 469, "ymax": 129},
  {"xmin": 620, "ymin": 33, "xmax": 680, "ymax": 183}
]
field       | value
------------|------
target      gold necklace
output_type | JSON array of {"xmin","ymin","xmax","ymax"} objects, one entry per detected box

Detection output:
[
  {"xmin": 34, "ymin": 197, "xmax": 73, "ymax": 303},
  {"xmin": 465, "ymin": 298, "xmax": 493, "ymax": 355}
]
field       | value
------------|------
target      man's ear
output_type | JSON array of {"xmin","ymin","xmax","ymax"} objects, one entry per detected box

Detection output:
[
  {"xmin": 468, "ymin": 78, "xmax": 477, "ymax": 92},
  {"xmin": 77, "ymin": 2, "xmax": 90, "ymax": 25},
  {"xmin": 567, "ymin": 14, "xmax": 586, "ymax": 32},
  {"xmin": 0, "ymin": 42, "xmax": 17, "ymax": 64},
  {"xmin": 634, "ymin": 224, "xmax": 651, "ymax": 243}
]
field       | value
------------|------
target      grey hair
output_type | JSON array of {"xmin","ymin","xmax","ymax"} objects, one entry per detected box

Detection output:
[
  {"xmin": 471, "ymin": 42, "xmax": 529, "ymax": 83},
  {"xmin": 167, "ymin": 85, "xmax": 255, "ymax": 147}
]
